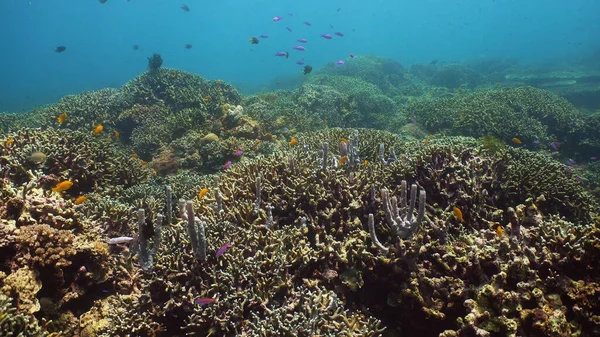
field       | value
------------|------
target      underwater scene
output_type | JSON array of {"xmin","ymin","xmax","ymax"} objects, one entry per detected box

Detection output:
[{"xmin": 1, "ymin": 0, "xmax": 600, "ymax": 336}]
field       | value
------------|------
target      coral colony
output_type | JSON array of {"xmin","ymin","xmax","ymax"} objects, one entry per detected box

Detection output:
[{"xmin": 0, "ymin": 56, "xmax": 599, "ymax": 336}]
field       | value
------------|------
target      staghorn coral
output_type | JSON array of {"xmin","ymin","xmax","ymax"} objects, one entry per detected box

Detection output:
[
  {"xmin": 0, "ymin": 293, "xmax": 42, "ymax": 337},
  {"xmin": 0, "ymin": 128, "xmax": 152, "ymax": 195}
]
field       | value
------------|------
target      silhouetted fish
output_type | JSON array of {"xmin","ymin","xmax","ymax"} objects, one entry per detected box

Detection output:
[
  {"xmin": 99, "ymin": 0, "xmax": 107, "ymax": 3},
  {"xmin": 303, "ymin": 65, "xmax": 313, "ymax": 75},
  {"xmin": 133, "ymin": 44, "xmax": 140, "ymax": 50},
  {"xmin": 55, "ymin": 46, "xmax": 66, "ymax": 53},
  {"xmin": 180, "ymin": 4, "xmax": 190, "ymax": 11},
  {"xmin": 184, "ymin": 44, "xmax": 192, "ymax": 49}
]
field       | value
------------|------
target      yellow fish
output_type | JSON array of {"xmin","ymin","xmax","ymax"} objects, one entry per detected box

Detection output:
[
  {"xmin": 57, "ymin": 112, "xmax": 67, "ymax": 123},
  {"xmin": 5, "ymin": 139, "xmax": 14, "ymax": 147},
  {"xmin": 114, "ymin": 131, "xmax": 120, "ymax": 139},
  {"xmin": 453, "ymin": 207, "xmax": 464, "ymax": 223},
  {"xmin": 363, "ymin": 159, "xmax": 368, "ymax": 166},
  {"xmin": 496, "ymin": 225, "xmax": 504, "ymax": 238},
  {"xmin": 198, "ymin": 187, "xmax": 209, "ymax": 199},
  {"xmin": 204, "ymin": 95, "xmax": 212, "ymax": 101},
  {"xmin": 217, "ymin": 79, "xmax": 222, "ymax": 83},
  {"xmin": 424, "ymin": 140, "xmax": 429, "ymax": 146},
  {"xmin": 74, "ymin": 195, "xmax": 87, "ymax": 205},
  {"xmin": 339, "ymin": 137, "xmax": 348, "ymax": 144},
  {"xmin": 140, "ymin": 161, "xmax": 148, "ymax": 165},
  {"xmin": 338, "ymin": 155, "xmax": 348, "ymax": 165},
  {"xmin": 512, "ymin": 137, "xmax": 522, "ymax": 145},
  {"xmin": 92, "ymin": 125, "xmax": 104, "ymax": 135},
  {"xmin": 52, "ymin": 180, "xmax": 73, "ymax": 192},
  {"xmin": 131, "ymin": 153, "xmax": 139, "ymax": 159},
  {"xmin": 289, "ymin": 137, "xmax": 298, "ymax": 146}
]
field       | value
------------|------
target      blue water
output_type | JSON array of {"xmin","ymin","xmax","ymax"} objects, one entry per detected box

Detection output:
[{"xmin": 0, "ymin": 0, "xmax": 598, "ymax": 112}]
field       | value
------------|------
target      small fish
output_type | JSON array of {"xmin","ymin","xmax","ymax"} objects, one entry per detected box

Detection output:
[
  {"xmin": 320, "ymin": 34, "xmax": 333, "ymax": 39},
  {"xmin": 337, "ymin": 8, "xmax": 341, "ymax": 12},
  {"xmin": 511, "ymin": 137, "xmax": 522, "ymax": 145},
  {"xmin": 198, "ymin": 187, "xmax": 209, "ymax": 199},
  {"xmin": 74, "ymin": 195, "xmax": 87, "ymax": 205},
  {"xmin": 55, "ymin": 46, "xmax": 67, "ymax": 53},
  {"xmin": 296, "ymin": 60, "xmax": 305, "ymax": 65},
  {"xmin": 52, "ymin": 180, "xmax": 73, "ymax": 193},
  {"xmin": 335, "ymin": 60, "xmax": 345, "ymax": 65},
  {"xmin": 131, "ymin": 153, "xmax": 139, "ymax": 158},
  {"xmin": 222, "ymin": 161, "xmax": 232, "ymax": 170},
  {"xmin": 297, "ymin": 38, "xmax": 308, "ymax": 43},
  {"xmin": 184, "ymin": 44, "xmax": 193, "ymax": 49},
  {"xmin": 496, "ymin": 225, "xmax": 504, "ymax": 238},
  {"xmin": 591, "ymin": 157, "xmax": 598, "ymax": 161},
  {"xmin": 180, "ymin": 4, "xmax": 190, "ymax": 11},
  {"xmin": 495, "ymin": 82, "xmax": 500, "ymax": 86},
  {"xmin": 424, "ymin": 140, "xmax": 429, "ymax": 146},
  {"xmin": 108, "ymin": 236, "xmax": 135, "ymax": 245},
  {"xmin": 216, "ymin": 241, "xmax": 233, "ymax": 257},
  {"xmin": 456, "ymin": 87, "xmax": 462, "ymax": 93},
  {"xmin": 274, "ymin": 52, "xmax": 289, "ymax": 59},
  {"xmin": 99, "ymin": 0, "xmax": 107, "ymax": 3},
  {"xmin": 339, "ymin": 137, "xmax": 348, "ymax": 144},
  {"xmin": 289, "ymin": 137, "xmax": 298, "ymax": 146},
  {"xmin": 114, "ymin": 131, "xmax": 120, "ymax": 139},
  {"xmin": 334, "ymin": 31, "xmax": 344, "ymax": 37},
  {"xmin": 273, "ymin": 16, "xmax": 282, "ymax": 21},
  {"xmin": 93, "ymin": 125, "xmax": 104, "ymax": 135},
  {"xmin": 549, "ymin": 141, "xmax": 561, "ymax": 150},
  {"xmin": 248, "ymin": 37, "xmax": 259, "ymax": 44},
  {"xmin": 233, "ymin": 150, "xmax": 243, "ymax": 156},
  {"xmin": 338, "ymin": 156, "xmax": 348, "ymax": 165},
  {"xmin": 286, "ymin": 26, "xmax": 292, "ymax": 32},
  {"xmin": 350, "ymin": 53, "xmax": 355, "ymax": 58},
  {"xmin": 204, "ymin": 95, "xmax": 212, "ymax": 100},
  {"xmin": 217, "ymin": 79, "xmax": 222, "ymax": 83},
  {"xmin": 30, "ymin": 151, "xmax": 47, "ymax": 164},
  {"xmin": 140, "ymin": 161, "xmax": 148, "ymax": 165},
  {"xmin": 133, "ymin": 44, "xmax": 140, "ymax": 50},
  {"xmin": 195, "ymin": 298, "xmax": 217, "ymax": 305},
  {"xmin": 303, "ymin": 65, "xmax": 312, "ymax": 75},
  {"xmin": 5, "ymin": 139, "xmax": 14, "ymax": 147},
  {"xmin": 330, "ymin": 23, "xmax": 334, "ymax": 28},
  {"xmin": 293, "ymin": 46, "xmax": 306, "ymax": 51},
  {"xmin": 453, "ymin": 207, "xmax": 464, "ymax": 223},
  {"xmin": 57, "ymin": 112, "xmax": 67, "ymax": 123},
  {"xmin": 363, "ymin": 159, "xmax": 368, "ymax": 165},
  {"xmin": 303, "ymin": 21, "xmax": 311, "ymax": 26},
  {"xmin": 259, "ymin": 34, "xmax": 269, "ymax": 39}
]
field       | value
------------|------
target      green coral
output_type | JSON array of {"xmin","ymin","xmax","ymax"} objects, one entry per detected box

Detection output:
[
  {"xmin": 0, "ymin": 294, "xmax": 42, "ymax": 337},
  {"xmin": 407, "ymin": 86, "xmax": 586, "ymax": 144}
]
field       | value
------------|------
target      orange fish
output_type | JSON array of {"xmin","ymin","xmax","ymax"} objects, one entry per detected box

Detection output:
[
  {"xmin": 74, "ymin": 195, "xmax": 87, "ymax": 205},
  {"xmin": 512, "ymin": 137, "xmax": 522, "ymax": 145},
  {"xmin": 131, "ymin": 153, "xmax": 139, "ymax": 159},
  {"xmin": 456, "ymin": 88, "xmax": 462, "ymax": 93},
  {"xmin": 495, "ymin": 82, "xmax": 500, "ymax": 86},
  {"xmin": 323, "ymin": 120, "xmax": 327, "ymax": 125},
  {"xmin": 92, "ymin": 125, "xmax": 103, "ymax": 135},
  {"xmin": 424, "ymin": 140, "xmax": 429, "ymax": 146},
  {"xmin": 363, "ymin": 159, "xmax": 368, "ymax": 166},
  {"xmin": 198, "ymin": 187, "xmax": 209, "ymax": 199},
  {"xmin": 140, "ymin": 161, "xmax": 148, "ymax": 165},
  {"xmin": 217, "ymin": 79, "xmax": 222, "ymax": 83},
  {"xmin": 289, "ymin": 137, "xmax": 298, "ymax": 146},
  {"xmin": 57, "ymin": 112, "xmax": 67, "ymax": 123},
  {"xmin": 52, "ymin": 180, "xmax": 73, "ymax": 192},
  {"xmin": 5, "ymin": 139, "xmax": 14, "ymax": 147},
  {"xmin": 114, "ymin": 131, "xmax": 120, "ymax": 139},
  {"xmin": 453, "ymin": 207, "xmax": 464, "ymax": 223},
  {"xmin": 204, "ymin": 95, "xmax": 211, "ymax": 101},
  {"xmin": 339, "ymin": 137, "xmax": 348, "ymax": 144},
  {"xmin": 496, "ymin": 225, "xmax": 504, "ymax": 238},
  {"xmin": 338, "ymin": 155, "xmax": 348, "ymax": 165}
]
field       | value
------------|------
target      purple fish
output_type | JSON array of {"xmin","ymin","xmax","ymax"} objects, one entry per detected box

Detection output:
[
  {"xmin": 296, "ymin": 60, "xmax": 305, "ymax": 65},
  {"xmin": 108, "ymin": 236, "xmax": 135, "ymax": 245},
  {"xmin": 320, "ymin": 33, "xmax": 333, "ymax": 39},
  {"xmin": 336, "ymin": 60, "xmax": 345, "ymax": 65},
  {"xmin": 222, "ymin": 160, "xmax": 232, "ymax": 170},
  {"xmin": 195, "ymin": 298, "xmax": 217, "ymax": 305},
  {"xmin": 233, "ymin": 150, "xmax": 243, "ymax": 156},
  {"xmin": 297, "ymin": 38, "xmax": 308, "ymax": 43},
  {"xmin": 350, "ymin": 53, "xmax": 355, "ymax": 58},
  {"xmin": 303, "ymin": 21, "xmax": 311, "ymax": 26},
  {"xmin": 273, "ymin": 16, "xmax": 282, "ymax": 21},
  {"xmin": 216, "ymin": 241, "xmax": 233, "ymax": 257},
  {"xmin": 274, "ymin": 51, "xmax": 289, "ymax": 58},
  {"xmin": 590, "ymin": 157, "xmax": 597, "ymax": 161},
  {"xmin": 549, "ymin": 141, "xmax": 561, "ymax": 150},
  {"xmin": 259, "ymin": 34, "xmax": 269, "ymax": 38},
  {"xmin": 286, "ymin": 26, "xmax": 292, "ymax": 32},
  {"xmin": 334, "ymin": 31, "xmax": 344, "ymax": 37},
  {"xmin": 293, "ymin": 46, "xmax": 306, "ymax": 51}
]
